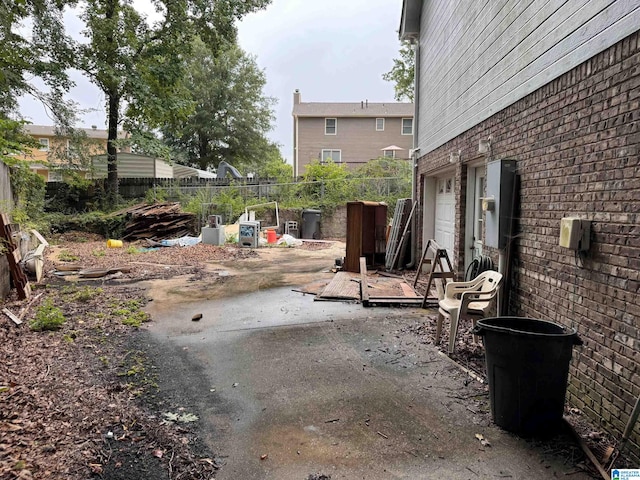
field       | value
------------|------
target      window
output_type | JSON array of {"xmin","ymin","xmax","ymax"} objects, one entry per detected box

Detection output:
[
  {"xmin": 401, "ymin": 118, "xmax": 413, "ymax": 135},
  {"xmin": 325, "ymin": 118, "xmax": 337, "ymax": 135},
  {"xmin": 48, "ymin": 170, "xmax": 63, "ymax": 182},
  {"xmin": 383, "ymin": 150, "xmax": 396, "ymax": 158},
  {"xmin": 446, "ymin": 178, "xmax": 453, "ymax": 193},
  {"xmin": 38, "ymin": 138, "xmax": 49, "ymax": 151},
  {"xmin": 376, "ymin": 118, "xmax": 385, "ymax": 131},
  {"xmin": 321, "ymin": 149, "xmax": 341, "ymax": 163}
]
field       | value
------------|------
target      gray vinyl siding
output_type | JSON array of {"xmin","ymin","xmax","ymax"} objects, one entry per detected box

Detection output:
[
  {"xmin": 417, "ymin": 0, "xmax": 640, "ymax": 154},
  {"xmin": 296, "ymin": 117, "xmax": 413, "ymax": 174}
]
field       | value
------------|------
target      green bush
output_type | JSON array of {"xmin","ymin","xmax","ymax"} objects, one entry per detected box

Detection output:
[
  {"xmin": 45, "ymin": 211, "xmax": 127, "ymax": 238},
  {"xmin": 30, "ymin": 299, "xmax": 66, "ymax": 331}
]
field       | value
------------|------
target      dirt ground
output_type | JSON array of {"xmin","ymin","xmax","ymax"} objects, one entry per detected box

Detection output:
[{"xmin": 0, "ymin": 233, "xmax": 623, "ymax": 479}]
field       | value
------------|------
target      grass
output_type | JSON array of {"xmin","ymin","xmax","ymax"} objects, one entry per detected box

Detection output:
[
  {"xmin": 29, "ymin": 299, "xmax": 66, "ymax": 331},
  {"xmin": 58, "ymin": 250, "xmax": 80, "ymax": 262},
  {"xmin": 70, "ymin": 286, "xmax": 103, "ymax": 302},
  {"xmin": 121, "ymin": 311, "xmax": 149, "ymax": 327},
  {"xmin": 116, "ymin": 351, "xmax": 158, "ymax": 395},
  {"xmin": 111, "ymin": 299, "xmax": 150, "ymax": 327}
]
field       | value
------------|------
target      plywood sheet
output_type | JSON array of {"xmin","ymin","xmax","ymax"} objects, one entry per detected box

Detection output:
[{"xmin": 317, "ymin": 272, "xmax": 360, "ymax": 300}]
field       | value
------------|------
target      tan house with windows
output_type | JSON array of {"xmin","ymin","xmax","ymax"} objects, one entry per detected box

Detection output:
[
  {"xmin": 22, "ymin": 125, "xmax": 129, "ymax": 181},
  {"xmin": 292, "ymin": 90, "xmax": 414, "ymax": 176}
]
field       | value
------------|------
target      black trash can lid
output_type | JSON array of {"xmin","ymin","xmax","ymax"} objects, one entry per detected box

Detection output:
[{"xmin": 474, "ymin": 317, "xmax": 582, "ymax": 344}]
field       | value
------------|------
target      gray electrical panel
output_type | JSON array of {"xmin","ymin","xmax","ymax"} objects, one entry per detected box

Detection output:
[{"xmin": 485, "ymin": 159, "xmax": 517, "ymax": 249}]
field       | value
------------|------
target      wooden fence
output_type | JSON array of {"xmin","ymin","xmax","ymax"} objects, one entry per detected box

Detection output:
[{"xmin": 0, "ymin": 162, "xmax": 13, "ymax": 299}]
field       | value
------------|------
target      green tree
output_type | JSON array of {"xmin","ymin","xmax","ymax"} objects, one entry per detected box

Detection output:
[
  {"xmin": 74, "ymin": 0, "xmax": 271, "ymax": 202},
  {"xmin": 249, "ymin": 143, "xmax": 292, "ymax": 182},
  {"xmin": 0, "ymin": 0, "xmax": 74, "ymax": 115},
  {"xmin": 301, "ymin": 159, "xmax": 351, "ymax": 205},
  {"xmin": 0, "ymin": 118, "xmax": 38, "ymax": 164},
  {"xmin": 352, "ymin": 157, "xmax": 412, "ymax": 201},
  {"xmin": 382, "ymin": 41, "xmax": 415, "ymax": 103},
  {"xmin": 0, "ymin": 118, "xmax": 46, "ymax": 223},
  {"xmin": 162, "ymin": 37, "xmax": 276, "ymax": 172}
]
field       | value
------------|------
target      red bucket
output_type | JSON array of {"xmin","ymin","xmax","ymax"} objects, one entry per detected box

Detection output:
[{"xmin": 266, "ymin": 229, "xmax": 277, "ymax": 244}]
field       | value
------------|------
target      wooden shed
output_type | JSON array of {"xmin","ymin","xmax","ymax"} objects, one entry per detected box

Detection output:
[{"xmin": 344, "ymin": 201, "xmax": 388, "ymax": 273}]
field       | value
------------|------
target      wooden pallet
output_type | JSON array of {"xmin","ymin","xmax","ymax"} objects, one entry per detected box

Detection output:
[{"xmin": 0, "ymin": 213, "xmax": 31, "ymax": 300}]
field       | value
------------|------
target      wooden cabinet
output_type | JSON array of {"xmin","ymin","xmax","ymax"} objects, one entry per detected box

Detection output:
[{"xmin": 344, "ymin": 201, "xmax": 387, "ymax": 273}]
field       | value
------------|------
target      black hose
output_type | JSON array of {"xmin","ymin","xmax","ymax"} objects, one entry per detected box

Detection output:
[{"xmin": 465, "ymin": 254, "xmax": 495, "ymax": 281}]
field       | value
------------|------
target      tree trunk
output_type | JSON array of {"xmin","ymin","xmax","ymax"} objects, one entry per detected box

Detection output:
[
  {"xmin": 106, "ymin": 92, "xmax": 119, "ymax": 204},
  {"xmin": 105, "ymin": 0, "xmax": 119, "ymax": 205}
]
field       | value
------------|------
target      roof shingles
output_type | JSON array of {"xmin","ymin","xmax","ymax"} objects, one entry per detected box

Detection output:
[{"xmin": 293, "ymin": 102, "xmax": 413, "ymax": 118}]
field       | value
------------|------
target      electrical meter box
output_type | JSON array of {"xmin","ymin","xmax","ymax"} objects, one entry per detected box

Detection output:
[
  {"xmin": 238, "ymin": 221, "xmax": 260, "ymax": 248},
  {"xmin": 559, "ymin": 217, "xmax": 590, "ymax": 251},
  {"xmin": 485, "ymin": 159, "xmax": 518, "ymax": 249}
]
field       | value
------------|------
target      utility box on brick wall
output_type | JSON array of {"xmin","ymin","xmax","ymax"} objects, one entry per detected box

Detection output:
[{"xmin": 485, "ymin": 159, "xmax": 518, "ymax": 249}]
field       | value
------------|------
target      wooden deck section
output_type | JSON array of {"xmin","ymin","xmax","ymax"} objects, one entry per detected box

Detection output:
[
  {"xmin": 316, "ymin": 271, "xmax": 361, "ymax": 301},
  {"xmin": 313, "ymin": 257, "xmax": 429, "ymax": 307}
]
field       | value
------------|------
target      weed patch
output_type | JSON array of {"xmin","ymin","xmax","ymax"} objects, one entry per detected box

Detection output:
[
  {"xmin": 58, "ymin": 250, "xmax": 79, "ymax": 262},
  {"xmin": 30, "ymin": 299, "xmax": 66, "ymax": 331}
]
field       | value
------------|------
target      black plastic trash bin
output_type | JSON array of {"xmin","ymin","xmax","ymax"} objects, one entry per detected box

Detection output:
[
  {"xmin": 473, "ymin": 317, "xmax": 582, "ymax": 436},
  {"xmin": 301, "ymin": 209, "xmax": 321, "ymax": 239}
]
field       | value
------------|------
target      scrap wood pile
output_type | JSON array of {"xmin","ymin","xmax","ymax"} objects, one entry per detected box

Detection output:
[{"xmin": 116, "ymin": 202, "xmax": 196, "ymax": 241}]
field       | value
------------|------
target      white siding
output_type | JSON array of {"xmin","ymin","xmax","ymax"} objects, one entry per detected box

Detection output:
[
  {"xmin": 91, "ymin": 154, "xmax": 173, "ymax": 178},
  {"xmin": 417, "ymin": 0, "xmax": 640, "ymax": 154},
  {"xmin": 154, "ymin": 159, "xmax": 173, "ymax": 178}
]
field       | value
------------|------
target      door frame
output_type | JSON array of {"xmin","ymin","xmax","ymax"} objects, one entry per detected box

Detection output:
[
  {"xmin": 421, "ymin": 167, "xmax": 455, "ymax": 263},
  {"xmin": 464, "ymin": 161, "xmax": 486, "ymax": 275}
]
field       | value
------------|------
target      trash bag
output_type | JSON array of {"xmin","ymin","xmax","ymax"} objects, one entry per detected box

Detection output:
[{"xmin": 276, "ymin": 234, "xmax": 303, "ymax": 247}]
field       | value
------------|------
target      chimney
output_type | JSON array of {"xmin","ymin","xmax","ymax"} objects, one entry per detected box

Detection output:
[
  {"xmin": 361, "ymin": 101, "xmax": 364, "ymax": 109},
  {"xmin": 293, "ymin": 89, "xmax": 301, "ymax": 105}
]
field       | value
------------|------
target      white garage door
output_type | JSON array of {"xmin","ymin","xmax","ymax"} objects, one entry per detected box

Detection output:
[{"xmin": 435, "ymin": 176, "xmax": 455, "ymax": 258}]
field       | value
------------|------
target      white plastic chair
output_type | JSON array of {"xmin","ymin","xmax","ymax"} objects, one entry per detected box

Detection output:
[{"xmin": 436, "ymin": 270, "xmax": 503, "ymax": 353}]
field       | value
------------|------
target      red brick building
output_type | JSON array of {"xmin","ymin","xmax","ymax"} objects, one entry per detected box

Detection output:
[{"xmin": 401, "ymin": 0, "xmax": 639, "ymax": 461}]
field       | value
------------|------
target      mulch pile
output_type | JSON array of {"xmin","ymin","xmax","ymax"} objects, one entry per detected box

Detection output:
[
  {"xmin": 48, "ymin": 232, "xmax": 332, "ymax": 282},
  {"xmin": 0, "ymin": 283, "xmax": 217, "ymax": 479},
  {"xmin": 49, "ymin": 236, "xmax": 259, "ymax": 282}
]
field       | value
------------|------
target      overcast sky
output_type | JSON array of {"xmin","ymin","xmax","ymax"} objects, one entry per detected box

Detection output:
[{"xmin": 19, "ymin": 0, "xmax": 404, "ymax": 164}]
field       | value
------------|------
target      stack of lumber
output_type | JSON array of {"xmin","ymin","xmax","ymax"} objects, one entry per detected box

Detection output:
[
  {"xmin": 120, "ymin": 203, "xmax": 196, "ymax": 241},
  {"xmin": 0, "ymin": 213, "xmax": 31, "ymax": 300}
]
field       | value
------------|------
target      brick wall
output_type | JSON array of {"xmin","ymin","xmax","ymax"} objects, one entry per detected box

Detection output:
[{"xmin": 416, "ymin": 32, "xmax": 640, "ymax": 461}]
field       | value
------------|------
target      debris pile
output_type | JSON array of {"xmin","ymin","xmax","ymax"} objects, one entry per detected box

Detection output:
[{"xmin": 119, "ymin": 203, "xmax": 196, "ymax": 241}]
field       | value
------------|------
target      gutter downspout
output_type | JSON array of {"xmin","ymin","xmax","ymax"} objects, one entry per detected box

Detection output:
[{"xmin": 407, "ymin": 36, "xmax": 420, "ymax": 269}]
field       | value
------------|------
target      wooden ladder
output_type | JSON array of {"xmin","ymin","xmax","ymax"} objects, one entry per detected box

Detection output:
[
  {"xmin": 0, "ymin": 213, "xmax": 31, "ymax": 300},
  {"xmin": 412, "ymin": 239, "xmax": 455, "ymax": 308}
]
